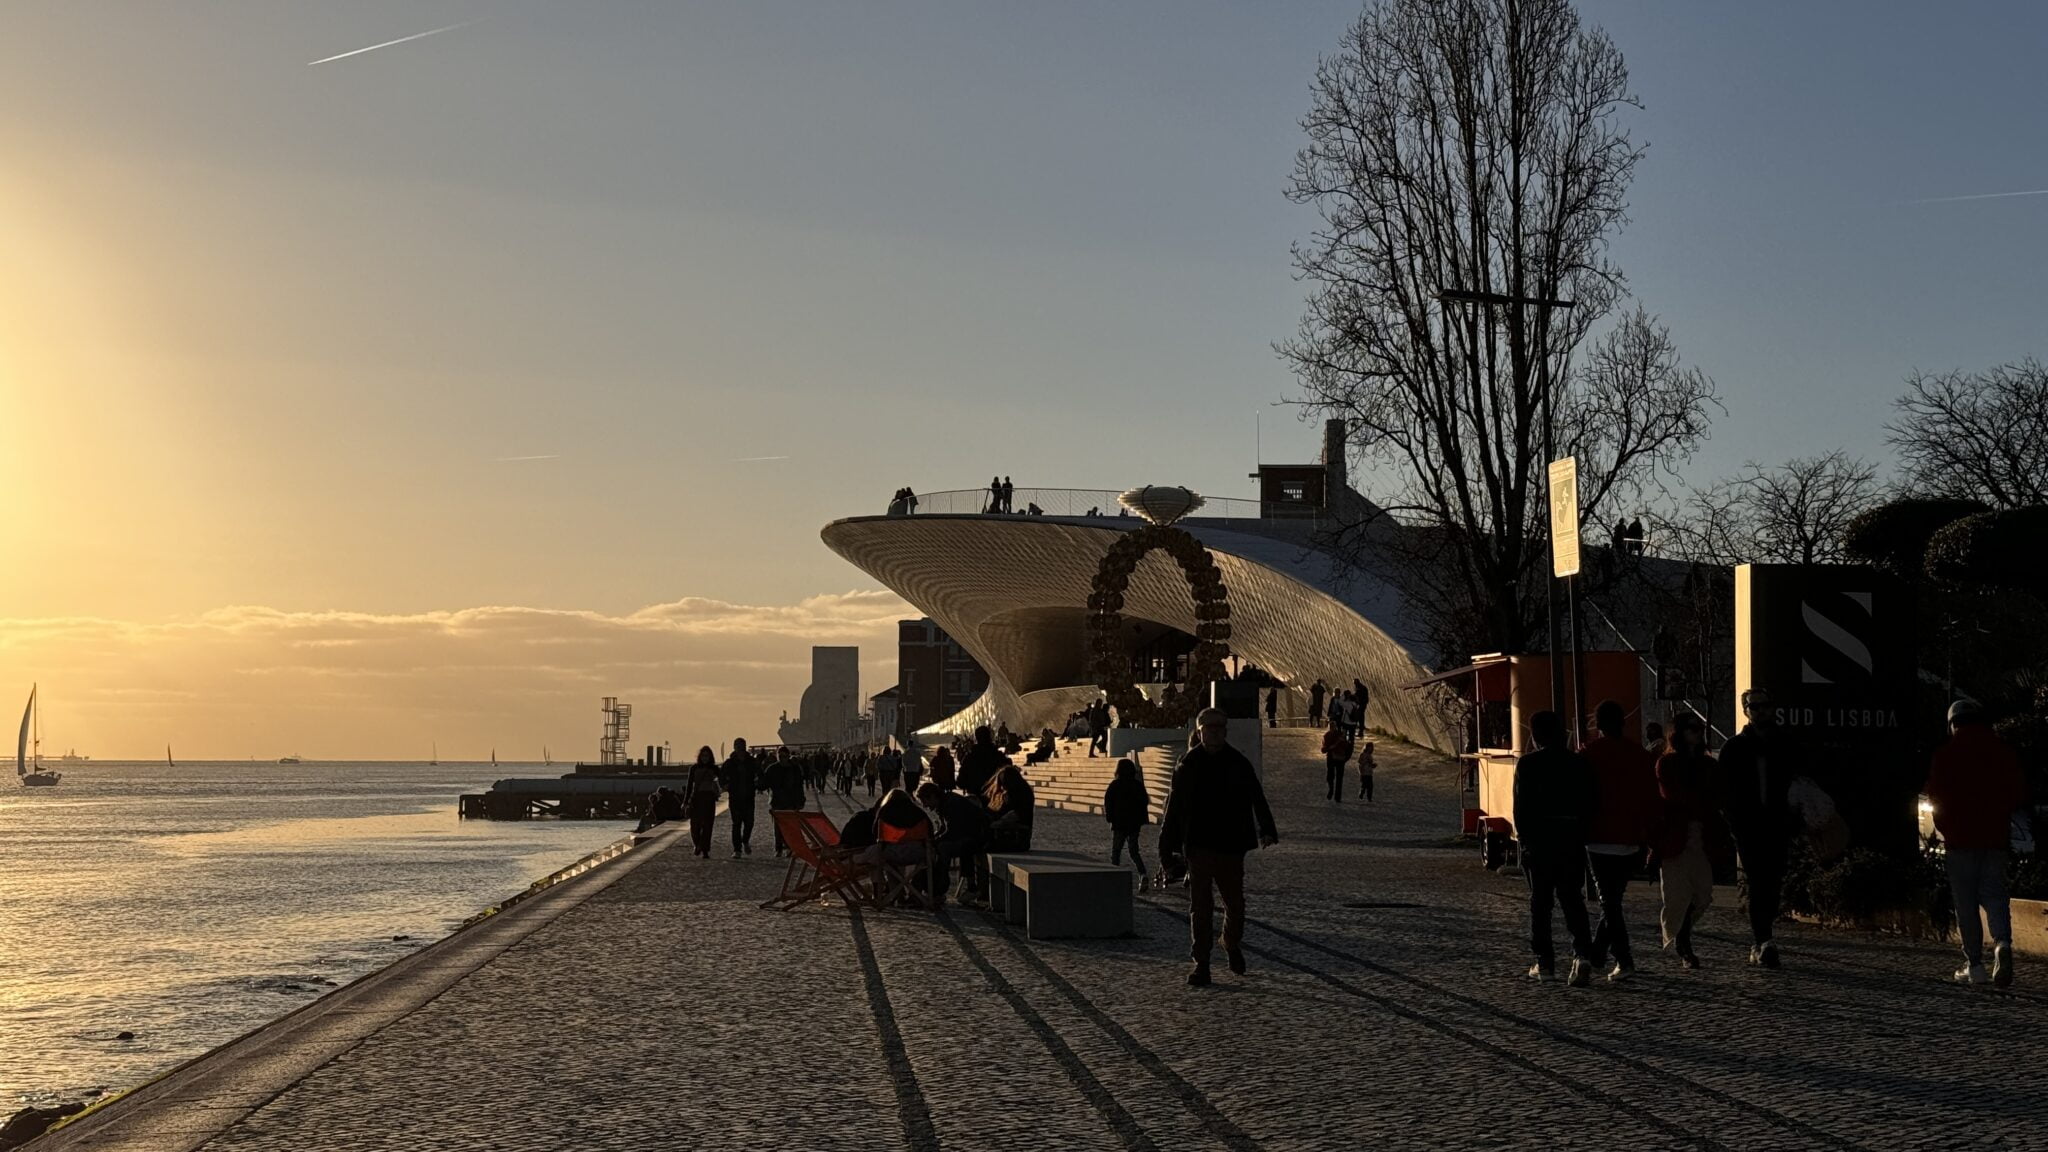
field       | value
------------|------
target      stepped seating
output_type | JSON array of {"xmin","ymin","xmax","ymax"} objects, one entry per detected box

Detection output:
[{"xmin": 1020, "ymin": 738, "xmax": 1176, "ymax": 822}]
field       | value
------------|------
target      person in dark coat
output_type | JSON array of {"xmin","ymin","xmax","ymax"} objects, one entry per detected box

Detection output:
[
  {"xmin": 720, "ymin": 739, "xmax": 761, "ymax": 858},
  {"xmin": 958, "ymin": 725, "xmax": 1008, "ymax": 798},
  {"xmin": 1103, "ymin": 758, "xmax": 1152, "ymax": 877},
  {"xmin": 1513, "ymin": 711, "xmax": 1598, "ymax": 986},
  {"xmin": 1718, "ymin": 688, "xmax": 1796, "ymax": 969},
  {"xmin": 1159, "ymin": 708, "xmax": 1279, "ymax": 986},
  {"xmin": 1351, "ymin": 679, "xmax": 1371, "ymax": 735},
  {"xmin": 764, "ymin": 750, "xmax": 810, "ymax": 857},
  {"xmin": 1264, "ymin": 688, "xmax": 1278, "ymax": 728},
  {"xmin": 1321, "ymin": 718, "xmax": 1353, "ymax": 802},
  {"xmin": 1581, "ymin": 700, "xmax": 1660, "ymax": 980},
  {"xmin": 682, "ymin": 746, "xmax": 722, "ymax": 858},
  {"xmin": 1309, "ymin": 678, "xmax": 1327, "ymax": 726},
  {"xmin": 918, "ymin": 781, "xmax": 990, "ymax": 903}
]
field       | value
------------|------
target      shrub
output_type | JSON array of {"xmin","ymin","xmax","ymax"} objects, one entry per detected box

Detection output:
[
  {"xmin": 1925, "ymin": 507, "xmax": 2048, "ymax": 595},
  {"xmin": 1841, "ymin": 497, "xmax": 1985, "ymax": 580},
  {"xmin": 1804, "ymin": 849, "xmax": 1944, "ymax": 938}
]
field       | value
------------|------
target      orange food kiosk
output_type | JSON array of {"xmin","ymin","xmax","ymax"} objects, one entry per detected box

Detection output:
[{"xmin": 1406, "ymin": 650, "xmax": 1647, "ymax": 869}]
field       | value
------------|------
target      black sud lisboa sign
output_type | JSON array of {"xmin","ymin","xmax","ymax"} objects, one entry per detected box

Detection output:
[
  {"xmin": 1735, "ymin": 563, "xmax": 1920, "ymax": 850},
  {"xmin": 1735, "ymin": 564, "xmax": 1915, "ymax": 734}
]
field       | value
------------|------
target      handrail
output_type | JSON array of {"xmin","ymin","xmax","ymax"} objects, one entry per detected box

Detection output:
[{"xmin": 877, "ymin": 486, "xmax": 1313, "ymax": 523}]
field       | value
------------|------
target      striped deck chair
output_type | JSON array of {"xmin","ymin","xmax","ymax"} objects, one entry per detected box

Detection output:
[{"xmin": 760, "ymin": 810, "xmax": 872, "ymax": 911}]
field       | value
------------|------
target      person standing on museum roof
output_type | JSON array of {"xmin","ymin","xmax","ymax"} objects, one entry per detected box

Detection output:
[
  {"xmin": 1001, "ymin": 475, "xmax": 1014, "ymax": 513},
  {"xmin": 1512, "ymin": 710, "xmax": 1599, "ymax": 987},
  {"xmin": 1927, "ymin": 698, "xmax": 2026, "ymax": 987},
  {"xmin": 1159, "ymin": 707, "xmax": 1280, "ymax": 987},
  {"xmin": 1581, "ymin": 700, "xmax": 1660, "ymax": 982},
  {"xmin": 682, "ymin": 746, "xmax": 722, "ymax": 859},
  {"xmin": 1719, "ymin": 688, "xmax": 1797, "ymax": 970}
]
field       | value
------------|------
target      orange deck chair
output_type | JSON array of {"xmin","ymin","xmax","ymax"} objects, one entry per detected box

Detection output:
[{"xmin": 761, "ymin": 810, "xmax": 872, "ymax": 911}]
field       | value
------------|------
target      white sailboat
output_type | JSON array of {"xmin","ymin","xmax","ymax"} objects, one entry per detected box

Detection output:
[
  {"xmin": 19, "ymin": 685, "xmax": 60, "ymax": 787},
  {"xmin": 490, "ymin": 748, "xmax": 498, "ymax": 766},
  {"xmin": 542, "ymin": 745, "xmax": 552, "ymax": 767}
]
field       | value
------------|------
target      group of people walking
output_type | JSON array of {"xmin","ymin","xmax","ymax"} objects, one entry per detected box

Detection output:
[
  {"xmin": 1517, "ymin": 688, "xmax": 2026, "ymax": 988},
  {"xmin": 1308, "ymin": 677, "xmax": 1370, "ymax": 736},
  {"xmin": 643, "ymin": 738, "xmax": 820, "ymax": 859}
]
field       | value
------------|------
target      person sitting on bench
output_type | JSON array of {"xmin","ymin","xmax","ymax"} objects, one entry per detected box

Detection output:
[{"xmin": 984, "ymin": 763, "xmax": 1036, "ymax": 852}]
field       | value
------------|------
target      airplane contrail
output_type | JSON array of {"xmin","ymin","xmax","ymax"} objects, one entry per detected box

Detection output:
[
  {"xmin": 1908, "ymin": 187, "xmax": 2048, "ymax": 205},
  {"xmin": 492, "ymin": 454, "xmax": 561, "ymax": 462},
  {"xmin": 308, "ymin": 19, "xmax": 484, "ymax": 66},
  {"xmin": 735, "ymin": 455, "xmax": 791, "ymax": 462}
]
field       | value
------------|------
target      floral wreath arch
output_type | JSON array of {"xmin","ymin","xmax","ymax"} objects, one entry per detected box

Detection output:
[{"xmin": 1084, "ymin": 524, "xmax": 1232, "ymax": 729}]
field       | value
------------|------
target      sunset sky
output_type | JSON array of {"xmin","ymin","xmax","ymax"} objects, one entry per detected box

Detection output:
[{"xmin": 5, "ymin": 2, "xmax": 2044, "ymax": 758}]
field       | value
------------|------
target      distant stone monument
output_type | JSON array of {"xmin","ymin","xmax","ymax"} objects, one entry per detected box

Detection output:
[{"xmin": 778, "ymin": 646, "xmax": 861, "ymax": 746}]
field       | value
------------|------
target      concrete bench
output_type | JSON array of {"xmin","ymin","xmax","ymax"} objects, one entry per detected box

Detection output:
[
  {"xmin": 985, "ymin": 850, "xmax": 1090, "ymax": 919},
  {"xmin": 1005, "ymin": 861, "xmax": 1133, "ymax": 939}
]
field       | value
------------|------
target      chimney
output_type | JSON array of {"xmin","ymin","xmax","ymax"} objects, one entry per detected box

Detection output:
[{"xmin": 1321, "ymin": 419, "xmax": 1347, "ymax": 512}]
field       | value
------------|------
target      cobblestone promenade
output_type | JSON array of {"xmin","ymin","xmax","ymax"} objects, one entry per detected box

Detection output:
[{"xmin": 60, "ymin": 732, "xmax": 2048, "ymax": 1150}]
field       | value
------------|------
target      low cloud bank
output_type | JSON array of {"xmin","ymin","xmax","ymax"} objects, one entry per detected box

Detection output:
[{"xmin": 0, "ymin": 590, "xmax": 911, "ymax": 760}]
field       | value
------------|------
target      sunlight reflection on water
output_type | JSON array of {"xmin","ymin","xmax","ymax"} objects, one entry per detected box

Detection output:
[{"xmin": 0, "ymin": 761, "xmax": 629, "ymax": 1106}]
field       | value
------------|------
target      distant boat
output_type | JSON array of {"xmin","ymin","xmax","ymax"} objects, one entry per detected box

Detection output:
[
  {"xmin": 430, "ymin": 742, "xmax": 438, "ymax": 766},
  {"xmin": 57, "ymin": 748, "xmax": 88, "ymax": 762},
  {"xmin": 542, "ymin": 745, "xmax": 552, "ymax": 767},
  {"xmin": 490, "ymin": 748, "xmax": 498, "ymax": 766},
  {"xmin": 167, "ymin": 743, "xmax": 176, "ymax": 769},
  {"xmin": 18, "ymin": 685, "xmax": 60, "ymax": 787},
  {"xmin": 278, "ymin": 754, "xmax": 301, "ymax": 764}
]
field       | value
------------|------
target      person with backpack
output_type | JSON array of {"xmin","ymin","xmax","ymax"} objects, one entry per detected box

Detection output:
[
  {"xmin": 1654, "ymin": 713, "xmax": 1721, "ymax": 969},
  {"xmin": 1720, "ymin": 688, "xmax": 1797, "ymax": 969},
  {"xmin": 1104, "ymin": 758, "xmax": 1152, "ymax": 878},
  {"xmin": 1321, "ymin": 717, "xmax": 1353, "ymax": 802}
]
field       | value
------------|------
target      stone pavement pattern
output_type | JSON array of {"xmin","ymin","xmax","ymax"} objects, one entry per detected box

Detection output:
[{"xmin": 135, "ymin": 733, "xmax": 2048, "ymax": 1150}]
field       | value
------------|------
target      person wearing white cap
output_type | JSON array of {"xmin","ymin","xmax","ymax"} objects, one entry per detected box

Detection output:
[{"xmin": 1927, "ymin": 698, "xmax": 2026, "ymax": 986}]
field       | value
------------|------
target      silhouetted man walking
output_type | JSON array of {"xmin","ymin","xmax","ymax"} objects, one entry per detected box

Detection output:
[
  {"xmin": 721, "ymin": 739, "xmax": 761, "ymax": 858},
  {"xmin": 1720, "ymin": 689, "xmax": 1794, "ymax": 969},
  {"xmin": 1514, "ymin": 711, "xmax": 1597, "ymax": 986},
  {"xmin": 1159, "ymin": 708, "xmax": 1279, "ymax": 987}
]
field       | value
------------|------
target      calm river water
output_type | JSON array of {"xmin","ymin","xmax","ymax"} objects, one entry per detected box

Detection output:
[{"xmin": 0, "ymin": 760, "xmax": 628, "ymax": 1108}]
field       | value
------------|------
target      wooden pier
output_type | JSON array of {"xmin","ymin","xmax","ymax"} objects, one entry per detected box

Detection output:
[{"xmin": 459, "ymin": 775, "xmax": 692, "ymax": 820}]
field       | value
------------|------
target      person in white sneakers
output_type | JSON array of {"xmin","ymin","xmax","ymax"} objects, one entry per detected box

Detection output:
[
  {"xmin": 1512, "ymin": 711, "xmax": 1599, "ymax": 987},
  {"xmin": 1927, "ymin": 699, "xmax": 2027, "ymax": 987}
]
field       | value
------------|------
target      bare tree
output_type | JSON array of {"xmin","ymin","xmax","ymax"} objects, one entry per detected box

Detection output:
[
  {"xmin": 1888, "ymin": 359, "xmax": 2048, "ymax": 509},
  {"xmin": 1282, "ymin": 0, "xmax": 1716, "ymax": 657},
  {"xmin": 1648, "ymin": 452, "xmax": 1882, "ymax": 567}
]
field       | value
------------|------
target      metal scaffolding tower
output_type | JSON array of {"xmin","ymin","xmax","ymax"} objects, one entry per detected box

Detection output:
[{"xmin": 600, "ymin": 697, "xmax": 633, "ymax": 766}]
